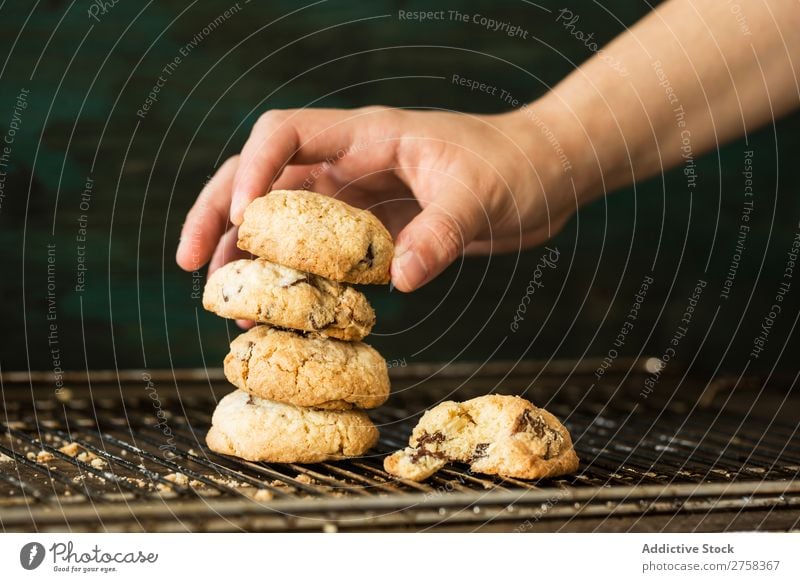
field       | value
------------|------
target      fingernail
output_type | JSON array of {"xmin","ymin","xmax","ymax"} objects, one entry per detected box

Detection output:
[
  {"xmin": 230, "ymin": 192, "xmax": 247, "ymax": 224},
  {"xmin": 392, "ymin": 247, "xmax": 428, "ymax": 291}
]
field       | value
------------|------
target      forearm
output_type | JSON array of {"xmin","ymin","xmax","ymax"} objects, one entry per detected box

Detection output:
[{"xmin": 526, "ymin": 0, "xmax": 800, "ymax": 203}]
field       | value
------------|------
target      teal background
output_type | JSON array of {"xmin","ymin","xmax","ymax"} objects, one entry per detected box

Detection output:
[{"xmin": 1, "ymin": 0, "xmax": 798, "ymax": 379}]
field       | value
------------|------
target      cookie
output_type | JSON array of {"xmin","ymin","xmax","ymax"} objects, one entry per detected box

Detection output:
[
  {"xmin": 384, "ymin": 395, "xmax": 579, "ymax": 481},
  {"xmin": 206, "ymin": 390, "xmax": 379, "ymax": 463},
  {"xmin": 224, "ymin": 326, "xmax": 390, "ymax": 410},
  {"xmin": 237, "ymin": 190, "xmax": 394, "ymax": 284},
  {"xmin": 203, "ymin": 258, "xmax": 375, "ymax": 341}
]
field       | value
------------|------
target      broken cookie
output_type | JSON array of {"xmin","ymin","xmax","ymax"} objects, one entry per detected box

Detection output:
[{"xmin": 384, "ymin": 395, "xmax": 579, "ymax": 481}]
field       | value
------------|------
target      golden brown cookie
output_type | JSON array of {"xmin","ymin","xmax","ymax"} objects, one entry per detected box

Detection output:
[
  {"xmin": 237, "ymin": 190, "xmax": 393, "ymax": 284},
  {"xmin": 384, "ymin": 395, "xmax": 579, "ymax": 481},
  {"xmin": 203, "ymin": 258, "xmax": 375, "ymax": 341},
  {"xmin": 224, "ymin": 326, "xmax": 390, "ymax": 410},
  {"xmin": 206, "ymin": 390, "xmax": 379, "ymax": 463}
]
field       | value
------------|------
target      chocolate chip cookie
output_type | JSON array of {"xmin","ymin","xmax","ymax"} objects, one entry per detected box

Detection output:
[
  {"xmin": 384, "ymin": 394, "xmax": 579, "ymax": 481},
  {"xmin": 224, "ymin": 325, "xmax": 390, "ymax": 410},
  {"xmin": 237, "ymin": 190, "xmax": 394, "ymax": 284},
  {"xmin": 203, "ymin": 258, "xmax": 375, "ymax": 341},
  {"xmin": 206, "ymin": 390, "xmax": 379, "ymax": 462}
]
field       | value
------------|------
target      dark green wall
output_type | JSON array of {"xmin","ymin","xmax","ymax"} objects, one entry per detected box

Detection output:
[{"xmin": 1, "ymin": 0, "xmax": 798, "ymax": 380}]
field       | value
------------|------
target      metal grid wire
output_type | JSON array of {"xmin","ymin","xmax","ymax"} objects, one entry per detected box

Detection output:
[{"xmin": 1, "ymin": 361, "xmax": 798, "ymax": 532}]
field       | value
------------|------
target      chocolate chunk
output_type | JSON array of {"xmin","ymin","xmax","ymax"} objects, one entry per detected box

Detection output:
[
  {"xmin": 308, "ymin": 311, "xmax": 330, "ymax": 330},
  {"xmin": 409, "ymin": 447, "xmax": 447, "ymax": 463},
  {"xmin": 246, "ymin": 394, "xmax": 255, "ymax": 405},
  {"xmin": 416, "ymin": 431, "xmax": 446, "ymax": 447},
  {"xmin": 359, "ymin": 243, "xmax": 375, "ymax": 268},
  {"xmin": 408, "ymin": 431, "xmax": 448, "ymax": 463},
  {"xmin": 512, "ymin": 410, "xmax": 547, "ymax": 438},
  {"xmin": 222, "ymin": 291, "xmax": 229, "ymax": 302},
  {"xmin": 472, "ymin": 442, "xmax": 490, "ymax": 460},
  {"xmin": 512, "ymin": 410, "xmax": 562, "ymax": 459}
]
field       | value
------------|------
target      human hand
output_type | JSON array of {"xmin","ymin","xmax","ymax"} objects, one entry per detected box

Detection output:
[{"xmin": 175, "ymin": 105, "xmax": 576, "ymax": 292}]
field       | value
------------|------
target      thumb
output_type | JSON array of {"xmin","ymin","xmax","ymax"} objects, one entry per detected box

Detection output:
[{"xmin": 391, "ymin": 196, "xmax": 483, "ymax": 292}]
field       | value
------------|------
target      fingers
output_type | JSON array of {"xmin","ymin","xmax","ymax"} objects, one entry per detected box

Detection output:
[
  {"xmin": 176, "ymin": 156, "xmax": 239, "ymax": 271},
  {"xmin": 391, "ymin": 189, "xmax": 484, "ymax": 292},
  {"xmin": 271, "ymin": 163, "xmax": 323, "ymax": 191},
  {"xmin": 208, "ymin": 226, "xmax": 249, "ymax": 274},
  {"xmin": 231, "ymin": 108, "xmax": 376, "ymax": 224}
]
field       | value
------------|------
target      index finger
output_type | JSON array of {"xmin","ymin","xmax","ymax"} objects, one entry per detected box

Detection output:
[
  {"xmin": 230, "ymin": 107, "xmax": 384, "ymax": 224},
  {"xmin": 176, "ymin": 155, "xmax": 239, "ymax": 271}
]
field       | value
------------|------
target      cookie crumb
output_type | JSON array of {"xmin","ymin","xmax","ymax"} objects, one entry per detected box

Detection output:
[
  {"xmin": 295, "ymin": 474, "xmax": 316, "ymax": 485},
  {"xmin": 209, "ymin": 476, "xmax": 249, "ymax": 489},
  {"xmin": 76, "ymin": 450, "xmax": 99, "ymax": 464},
  {"xmin": 269, "ymin": 480, "xmax": 297, "ymax": 493},
  {"xmin": 250, "ymin": 489, "xmax": 274, "ymax": 501},
  {"xmin": 90, "ymin": 457, "xmax": 107, "ymax": 469},
  {"xmin": 164, "ymin": 472, "xmax": 189, "ymax": 487},
  {"xmin": 58, "ymin": 442, "xmax": 82, "ymax": 457},
  {"xmin": 36, "ymin": 450, "xmax": 56, "ymax": 463}
]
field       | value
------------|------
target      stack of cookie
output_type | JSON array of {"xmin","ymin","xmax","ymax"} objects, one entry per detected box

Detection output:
[{"xmin": 202, "ymin": 190, "xmax": 393, "ymax": 463}]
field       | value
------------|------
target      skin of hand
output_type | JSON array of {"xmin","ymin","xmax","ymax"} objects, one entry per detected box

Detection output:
[
  {"xmin": 175, "ymin": 106, "xmax": 575, "ymax": 293},
  {"xmin": 544, "ymin": 0, "xmax": 800, "ymax": 202},
  {"xmin": 177, "ymin": 0, "xmax": 800, "ymax": 303}
]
